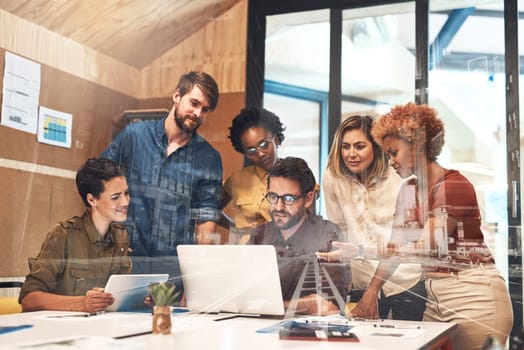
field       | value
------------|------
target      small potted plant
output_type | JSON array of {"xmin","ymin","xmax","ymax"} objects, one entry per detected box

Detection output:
[{"xmin": 149, "ymin": 282, "xmax": 178, "ymax": 335}]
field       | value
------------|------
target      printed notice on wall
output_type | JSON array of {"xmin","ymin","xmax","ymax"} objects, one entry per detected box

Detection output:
[
  {"xmin": 37, "ymin": 106, "xmax": 73, "ymax": 148},
  {"xmin": 1, "ymin": 51, "xmax": 41, "ymax": 134}
]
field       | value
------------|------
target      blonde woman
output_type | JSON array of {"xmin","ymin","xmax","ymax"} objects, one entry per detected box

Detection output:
[{"xmin": 321, "ymin": 115, "xmax": 425, "ymax": 320}]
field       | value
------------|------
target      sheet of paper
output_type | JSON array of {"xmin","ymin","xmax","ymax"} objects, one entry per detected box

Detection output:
[
  {"xmin": 369, "ymin": 328, "xmax": 424, "ymax": 339},
  {"xmin": 1, "ymin": 51, "xmax": 41, "ymax": 134},
  {"xmin": 3, "ymin": 336, "xmax": 144, "ymax": 350},
  {"xmin": 256, "ymin": 314, "xmax": 350, "ymax": 334},
  {"xmin": 37, "ymin": 106, "xmax": 72, "ymax": 148}
]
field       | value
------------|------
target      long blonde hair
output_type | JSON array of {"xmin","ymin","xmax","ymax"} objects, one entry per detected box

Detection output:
[{"xmin": 326, "ymin": 115, "xmax": 389, "ymax": 182}]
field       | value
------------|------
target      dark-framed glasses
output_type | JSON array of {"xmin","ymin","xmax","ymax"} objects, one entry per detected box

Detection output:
[
  {"xmin": 265, "ymin": 192, "xmax": 305, "ymax": 206},
  {"xmin": 244, "ymin": 137, "xmax": 274, "ymax": 158}
]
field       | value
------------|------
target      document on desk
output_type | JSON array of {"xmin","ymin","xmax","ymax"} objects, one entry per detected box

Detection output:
[
  {"xmin": 35, "ymin": 312, "xmax": 153, "ymax": 339},
  {"xmin": 1, "ymin": 336, "xmax": 143, "ymax": 350},
  {"xmin": 256, "ymin": 314, "xmax": 350, "ymax": 334},
  {"xmin": 278, "ymin": 319, "xmax": 358, "ymax": 342},
  {"xmin": 369, "ymin": 323, "xmax": 424, "ymax": 339}
]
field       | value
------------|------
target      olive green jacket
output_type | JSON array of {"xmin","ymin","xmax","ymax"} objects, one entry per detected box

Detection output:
[{"xmin": 19, "ymin": 211, "xmax": 132, "ymax": 303}]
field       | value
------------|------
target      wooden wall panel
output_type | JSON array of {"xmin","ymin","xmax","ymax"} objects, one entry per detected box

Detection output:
[
  {"xmin": 0, "ymin": 0, "xmax": 241, "ymax": 69},
  {"xmin": 0, "ymin": 48, "xmax": 138, "ymax": 277},
  {"xmin": 0, "ymin": 9, "xmax": 140, "ymax": 98},
  {"xmin": 0, "ymin": 169, "xmax": 83, "ymax": 276},
  {"xmin": 140, "ymin": 0, "xmax": 247, "ymax": 99},
  {"xmin": 0, "ymin": 49, "xmax": 138, "ymax": 169},
  {"xmin": 0, "ymin": 0, "xmax": 248, "ymax": 276},
  {"xmin": 198, "ymin": 92, "xmax": 245, "ymax": 181},
  {"xmin": 0, "ymin": 0, "xmax": 247, "ymax": 100},
  {"xmin": 0, "ymin": 52, "xmax": 245, "ymax": 277},
  {"xmin": 198, "ymin": 92, "xmax": 245, "ymax": 242}
]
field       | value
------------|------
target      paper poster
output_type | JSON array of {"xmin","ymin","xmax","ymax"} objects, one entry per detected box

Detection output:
[
  {"xmin": 1, "ymin": 51, "xmax": 41, "ymax": 134},
  {"xmin": 37, "ymin": 106, "xmax": 73, "ymax": 148}
]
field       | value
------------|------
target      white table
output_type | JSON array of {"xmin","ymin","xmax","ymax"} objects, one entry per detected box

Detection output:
[{"xmin": 0, "ymin": 311, "xmax": 456, "ymax": 349}]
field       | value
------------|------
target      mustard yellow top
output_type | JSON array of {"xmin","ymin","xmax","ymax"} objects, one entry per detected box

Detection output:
[{"xmin": 223, "ymin": 165, "xmax": 272, "ymax": 231}]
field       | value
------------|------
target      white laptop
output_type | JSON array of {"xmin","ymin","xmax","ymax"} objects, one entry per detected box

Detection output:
[
  {"xmin": 177, "ymin": 245, "xmax": 285, "ymax": 316},
  {"xmin": 104, "ymin": 274, "xmax": 169, "ymax": 312}
]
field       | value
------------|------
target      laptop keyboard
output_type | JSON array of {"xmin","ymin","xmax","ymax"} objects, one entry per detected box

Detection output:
[{"xmin": 285, "ymin": 256, "xmax": 346, "ymax": 316}]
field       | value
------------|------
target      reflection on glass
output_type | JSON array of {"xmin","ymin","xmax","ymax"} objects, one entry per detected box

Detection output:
[
  {"xmin": 341, "ymin": 3, "xmax": 416, "ymax": 118},
  {"xmin": 264, "ymin": 10, "xmax": 329, "ymax": 184},
  {"xmin": 428, "ymin": 0, "xmax": 508, "ymax": 281}
]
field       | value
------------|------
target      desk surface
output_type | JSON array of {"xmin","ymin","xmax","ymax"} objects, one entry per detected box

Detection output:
[{"xmin": 0, "ymin": 311, "xmax": 456, "ymax": 350}]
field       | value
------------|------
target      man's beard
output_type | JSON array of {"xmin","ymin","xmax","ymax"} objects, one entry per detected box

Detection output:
[
  {"xmin": 174, "ymin": 106, "xmax": 201, "ymax": 134},
  {"xmin": 271, "ymin": 206, "xmax": 306, "ymax": 230}
]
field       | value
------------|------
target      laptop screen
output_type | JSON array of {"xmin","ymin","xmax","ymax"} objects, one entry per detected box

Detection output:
[{"xmin": 177, "ymin": 245, "xmax": 285, "ymax": 316}]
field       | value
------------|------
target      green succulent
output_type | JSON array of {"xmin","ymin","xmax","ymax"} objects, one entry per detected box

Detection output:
[{"xmin": 148, "ymin": 282, "xmax": 179, "ymax": 307}]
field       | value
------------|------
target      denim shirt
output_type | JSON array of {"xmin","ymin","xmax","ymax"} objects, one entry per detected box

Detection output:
[{"xmin": 101, "ymin": 117, "xmax": 223, "ymax": 258}]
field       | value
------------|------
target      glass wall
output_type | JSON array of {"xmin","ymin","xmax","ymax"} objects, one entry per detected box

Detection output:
[
  {"xmin": 427, "ymin": 0, "xmax": 509, "ymax": 277},
  {"xmin": 341, "ymin": 4, "xmax": 416, "ymax": 117},
  {"xmin": 249, "ymin": 1, "xmax": 524, "ymax": 345},
  {"xmin": 254, "ymin": 1, "xmax": 523, "ymax": 344},
  {"xmin": 263, "ymin": 9, "xmax": 330, "ymax": 190},
  {"xmin": 261, "ymin": 1, "xmax": 518, "ymax": 280},
  {"xmin": 263, "ymin": 93, "xmax": 321, "ymax": 182}
]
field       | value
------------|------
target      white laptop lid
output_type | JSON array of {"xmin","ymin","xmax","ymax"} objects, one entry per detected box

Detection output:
[
  {"xmin": 104, "ymin": 274, "xmax": 169, "ymax": 312},
  {"xmin": 177, "ymin": 245, "xmax": 285, "ymax": 316}
]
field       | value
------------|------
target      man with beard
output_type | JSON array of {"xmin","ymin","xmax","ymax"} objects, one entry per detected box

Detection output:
[
  {"xmin": 250, "ymin": 157, "xmax": 348, "ymax": 316},
  {"xmin": 101, "ymin": 71, "xmax": 222, "ymax": 288}
]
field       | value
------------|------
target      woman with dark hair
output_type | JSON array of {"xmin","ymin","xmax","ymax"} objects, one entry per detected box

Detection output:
[
  {"xmin": 220, "ymin": 106, "xmax": 285, "ymax": 243},
  {"xmin": 320, "ymin": 115, "xmax": 425, "ymax": 320},
  {"xmin": 352, "ymin": 102, "xmax": 513, "ymax": 349},
  {"xmin": 19, "ymin": 158, "xmax": 132, "ymax": 312}
]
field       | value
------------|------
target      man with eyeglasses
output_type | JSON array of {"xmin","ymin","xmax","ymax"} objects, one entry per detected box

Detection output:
[{"xmin": 250, "ymin": 157, "xmax": 349, "ymax": 316}]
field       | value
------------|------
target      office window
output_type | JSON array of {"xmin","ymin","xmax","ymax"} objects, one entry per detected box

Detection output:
[
  {"xmin": 427, "ymin": 0, "xmax": 508, "ymax": 278},
  {"xmin": 263, "ymin": 9, "xmax": 329, "ymax": 185},
  {"xmin": 263, "ymin": 93, "xmax": 321, "ymax": 182},
  {"xmin": 341, "ymin": 3, "xmax": 416, "ymax": 117},
  {"xmin": 248, "ymin": 1, "xmax": 523, "ymax": 342}
]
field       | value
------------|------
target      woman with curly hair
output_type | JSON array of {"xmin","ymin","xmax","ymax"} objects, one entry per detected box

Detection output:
[
  {"xmin": 220, "ymin": 106, "xmax": 285, "ymax": 243},
  {"xmin": 350, "ymin": 102, "xmax": 513, "ymax": 349},
  {"xmin": 320, "ymin": 115, "xmax": 425, "ymax": 321}
]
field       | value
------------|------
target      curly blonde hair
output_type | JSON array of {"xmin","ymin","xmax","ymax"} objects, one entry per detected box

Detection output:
[{"xmin": 371, "ymin": 102, "xmax": 445, "ymax": 161}]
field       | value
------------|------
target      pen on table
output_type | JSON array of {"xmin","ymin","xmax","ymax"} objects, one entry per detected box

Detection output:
[
  {"xmin": 350, "ymin": 317, "xmax": 383, "ymax": 322},
  {"xmin": 214, "ymin": 313, "xmax": 260, "ymax": 321},
  {"xmin": 47, "ymin": 311, "xmax": 105, "ymax": 318},
  {"xmin": 114, "ymin": 330, "xmax": 153, "ymax": 339},
  {"xmin": 374, "ymin": 324, "xmax": 421, "ymax": 329}
]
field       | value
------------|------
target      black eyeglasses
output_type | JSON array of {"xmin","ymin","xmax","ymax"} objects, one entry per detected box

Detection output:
[
  {"xmin": 244, "ymin": 137, "xmax": 274, "ymax": 158},
  {"xmin": 265, "ymin": 192, "xmax": 305, "ymax": 206}
]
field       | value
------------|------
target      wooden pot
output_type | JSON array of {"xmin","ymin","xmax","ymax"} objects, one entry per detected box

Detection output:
[{"xmin": 152, "ymin": 305, "xmax": 172, "ymax": 335}]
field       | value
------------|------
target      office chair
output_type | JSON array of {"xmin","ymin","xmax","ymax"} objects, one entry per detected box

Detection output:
[{"xmin": 0, "ymin": 281, "xmax": 23, "ymax": 314}]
